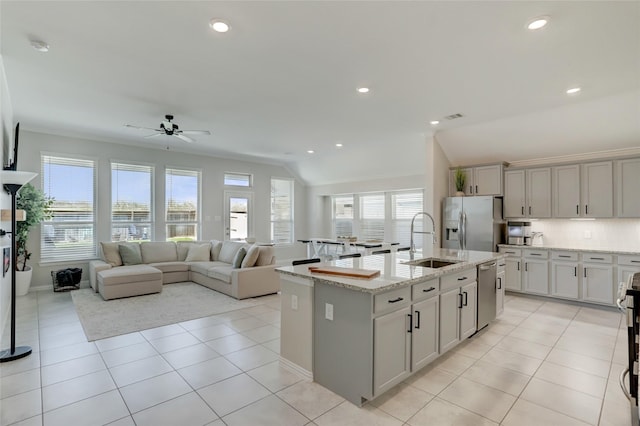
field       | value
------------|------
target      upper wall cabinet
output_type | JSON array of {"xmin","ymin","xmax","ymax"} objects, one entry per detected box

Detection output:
[
  {"xmin": 616, "ymin": 158, "xmax": 640, "ymax": 217},
  {"xmin": 552, "ymin": 161, "xmax": 613, "ymax": 218},
  {"xmin": 504, "ymin": 168, "xmax": 551, "ymax": 218},
  {"xmin": 449, "ymin": 164, "xmax": 504, "ymax": 197}
]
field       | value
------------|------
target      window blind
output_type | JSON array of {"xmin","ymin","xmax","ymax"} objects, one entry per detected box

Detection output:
[
  {"xmin": 392, "ymin": 191, "xmax": 424, "ymax": 247},
  {"xmin": 333, "ymin": 195, "xmax": 354, "ymax": 237},
  {"xmin": 271, "ymin": 178, "xmax": 294, "ymax": 244},
  {"xmin": 41, "ymin": 155, "xmax": 96, "ymax": 261},
  {"xmin": 166, "ymin": 168, "xmax": 200, "ymax": 241},
  {"xmin": 360, "ymin": 194, "xmax": 385, "ymax": 241},
  {"xmin": 111, "ymin": 162, "xmax": 153, "ymax": 242}
]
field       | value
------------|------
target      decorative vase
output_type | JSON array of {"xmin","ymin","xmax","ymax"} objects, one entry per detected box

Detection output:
[
  {"xmin": 15, "ymin": 266, "xmax": 33, "ymax": 296},
  {"xmin": 455, "ymin": 191, "xmax": 465, "ymax": 197}
]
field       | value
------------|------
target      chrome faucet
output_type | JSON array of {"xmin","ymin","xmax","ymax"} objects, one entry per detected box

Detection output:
[{"xmin": 410, "ymin": 212, "xmax": 437, "ymax": 259}]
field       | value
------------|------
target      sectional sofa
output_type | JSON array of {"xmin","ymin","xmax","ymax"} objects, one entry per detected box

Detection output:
[{"xmin": 88, "ymin": 240, "xmax": 279, "ymax": 300}]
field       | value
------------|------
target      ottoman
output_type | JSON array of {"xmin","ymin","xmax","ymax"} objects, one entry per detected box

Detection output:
[{"xmin": 97, "ymin": 265, "xmax": 163, "ymax": 300}]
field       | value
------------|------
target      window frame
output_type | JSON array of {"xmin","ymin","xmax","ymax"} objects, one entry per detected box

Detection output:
[
  {"xmin": 270, "ymin": 177, "xmax": 295, "ymax": 245},
  {"xmin": 165, "ymin": 166, "xmax": 201, "ymax": 242},
  {"xmin": 110, "ymin": 161, "xmax": 154, "ymax": 242},
  {"xmin": 224, "ymin": 172, "xmax": 252, "ymax": 188}
]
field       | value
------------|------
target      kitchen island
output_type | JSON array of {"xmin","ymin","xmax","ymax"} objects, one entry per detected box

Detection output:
[{"xmin": 276, "ymin": 248, "xmax": 504, "ymax": 406}]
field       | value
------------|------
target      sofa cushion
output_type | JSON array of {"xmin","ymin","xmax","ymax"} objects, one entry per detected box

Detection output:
[
  {"xmin": 218, "ymin": 241, "xmax": 246, "ymax": 264},
  {"xmin": 232, "ymin": 247, "xmax": 247, "ymax": 268},
  {"xmin": 241, "ymin": 245, "xmax": 260, "ymax": 268},
  {"xmin": 98, "ymin": 265, "xmax": 161, "ymax": 285},
  {"xmin": 207, "ymin": 266, "xmax": 233, "ymax": 284},
  {"xmin": 101, "ymin": 242, "xmax": 123, "ymax": 267},
  {"xmin": 185, "ymin": 243, "xmax": 211, "ymax": 262},
  {"xmin": 189, "ymin": 261, "xmax": 228, "ymax": 276},
  {"xmin": 140, "ymin": 242, "xmax": 178, "ymax": 263},
  {"xmin": 148, "ymin": 262, "xmax": 190, "ymax": 273},
  {"xmin": 119, "ymin": 243, "xmax": 142, "ymax": 265},
  {"xmin": 210, "ymin": 240, "xmax": 223, "ymax": 261},
  {"xmin": 255, "ymin": 246, "xmax": 275, "ymax": 266},
  {"xmin": 176, "ymin": 242, "xmax": 194, "ymax": 261}
]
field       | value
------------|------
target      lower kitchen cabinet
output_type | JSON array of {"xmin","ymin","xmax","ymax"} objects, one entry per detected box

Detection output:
[
  {"xmin": 524, "ymin": 259, "xmax": 549, "ymax": 295},
  {"xmin": 551, "ymin": 262, "xmax": 579, "ymax": 299},
  {"xmin": 373, "ymin": 306, "xmax": 411, "ymax": 396},
  {"xmin": 411, "ymin": 296, "xmax": 439, "ymax": 370},
  {"xmin": 582, "ymin": 264, "xmax": 614, "ymax": 305},
  {"xmin": 440, "ymin": 280, "xmax": 477, "ymax": 353},
  {"xmin": 505, "ymin": 258, "xmax": 522, "ymax": 291},
  {"xmin": 496, "ymin": 263, "xmax": 506, "ymax": 316}
]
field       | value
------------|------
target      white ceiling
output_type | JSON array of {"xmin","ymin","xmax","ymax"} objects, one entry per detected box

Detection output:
[{"xmin": 1, "ymin": 1, "xmax": 639, "ymax": 185}]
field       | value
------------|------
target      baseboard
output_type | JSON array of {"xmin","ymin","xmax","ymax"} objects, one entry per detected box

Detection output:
[
  {"xmin": 280, "ymin": 356, "xmax": 313, "ymax": 380},
  {"xmin": 31, "ymin": 279, "xmax": 91, "ymax": 293}
]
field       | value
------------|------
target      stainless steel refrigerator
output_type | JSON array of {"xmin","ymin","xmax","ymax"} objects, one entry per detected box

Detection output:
[{"xmin": 442, "ymin": 196, "xmax": 504, "ymax": 252}]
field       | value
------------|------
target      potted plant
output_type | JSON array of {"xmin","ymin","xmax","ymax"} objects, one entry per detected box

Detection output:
[
  {"xmin": 454, "ymin": 167, "xmax": 467, "ymax": 196},
  {"xmin": 14, "ymin": 183, "xmax": 53, "ymax": 295}
]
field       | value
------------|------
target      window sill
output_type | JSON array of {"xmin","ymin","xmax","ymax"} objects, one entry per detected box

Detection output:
[{"xmin": 39, "ymin": 258, "xmax": 99, "ymax": 267}]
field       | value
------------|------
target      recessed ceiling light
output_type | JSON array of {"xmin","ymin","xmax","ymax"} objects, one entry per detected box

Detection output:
[
  {"xmin": 307, "ymin": 150, "xmax": 315, "ymax": 154},
  {"xmin": 566, "ymin": 87, "xmax": 581, "ymax": 94},
  {"xmin": 209, "ymin": 19, "xmax": 230, "ymax": 33},
  {"xmin": 357, "ymin": 87, "xmax": 370, "ymax": 94},
  {"xmin": 430, "ymin": 120, "xmax": 440, "ymax": 125},
  {"xmin": 30, "ymin": 40, "xmax": 49, "ymax": 52},
  {"xmin": 527, "ymin": 16, "xmax": 549, "ymax": 30},
  {"xmin": 335, "ymin": 143, "xmax": 343, "ymax": 148}
]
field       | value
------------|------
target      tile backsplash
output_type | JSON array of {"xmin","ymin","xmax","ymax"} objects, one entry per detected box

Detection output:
[{"xmin": 530, "ymin": 219, "xmax": 640, "ymax": 251}]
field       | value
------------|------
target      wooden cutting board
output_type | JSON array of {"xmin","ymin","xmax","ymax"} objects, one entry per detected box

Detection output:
[{"xmin": 308, "ymin": 266, "xmax": 380, "ymax": 279}]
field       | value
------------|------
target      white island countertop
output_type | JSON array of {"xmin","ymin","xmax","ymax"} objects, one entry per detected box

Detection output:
[{"xmin": 276, "ymin": 248, "xmax": 504, "ymax": 294}]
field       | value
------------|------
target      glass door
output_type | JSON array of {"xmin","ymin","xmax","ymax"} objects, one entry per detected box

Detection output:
[{"xmin": 224, "ymin": 191, "xmax": 253, "ymax": 241}]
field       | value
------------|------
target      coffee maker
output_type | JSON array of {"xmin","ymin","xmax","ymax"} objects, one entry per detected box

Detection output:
[{"xmin": 507, "ymin": 221, "xmax": 532, "ymax": 245}]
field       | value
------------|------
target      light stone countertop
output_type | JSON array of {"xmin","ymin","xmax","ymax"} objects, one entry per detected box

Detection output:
[
  {"xmin": 498, "ymin": 244, "xmax": 640, "ymax": 256},
  {"xmin": 276, "ymin": 248, "xmax": 504, "ymax": 294}
]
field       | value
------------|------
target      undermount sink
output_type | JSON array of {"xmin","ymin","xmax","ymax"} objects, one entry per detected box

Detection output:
[{"xmin": 403, "ymin": 258, "xmax": 459, "ymax": 268}]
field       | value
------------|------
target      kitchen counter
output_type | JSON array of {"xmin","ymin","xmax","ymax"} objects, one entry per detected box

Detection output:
[
  {"xmin": 498, "ymin": 244, "xmax": 640, "ymax": 255},
  {"xmin": 276, "ymin": 248, "xmax": 503, "ymax": 294}
]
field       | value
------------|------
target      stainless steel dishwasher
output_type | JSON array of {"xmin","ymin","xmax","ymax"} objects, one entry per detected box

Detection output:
[{"xmin": 477, "ymin": 261, "xmax": 497, "ymax": 330}]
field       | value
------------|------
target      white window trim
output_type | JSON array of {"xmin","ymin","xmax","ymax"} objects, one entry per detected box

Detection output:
[
  {"xmin": 165, "ymin": 166, "xmax": 202, "ymax": 241},
  {"xmin": 110, "ymin": 160, "xmax": 155, "ymax": 242},
  {"xmin": 224, "ymin": 172, "xmax": 253, "ymax": 188},
  {"xmin": 270, "ymin": 177, "xmax": 295, "ymax": 245}
]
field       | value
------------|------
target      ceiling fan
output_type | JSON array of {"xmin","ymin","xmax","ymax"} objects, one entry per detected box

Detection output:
[{"xmin": 125, "ymin": 114, "xmax": 211, "ymax": 143}]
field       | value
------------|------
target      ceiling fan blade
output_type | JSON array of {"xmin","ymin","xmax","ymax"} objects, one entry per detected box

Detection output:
[
  {"xmin": 175, "ymin": 134, "xmax": 195, "ymax": 143},
  {"xmin": 125, "ymin": 124, "xmax": 162, "ymax": 132},
  {"xmin": 144, "ymin": 133, "xmax": 164, "ymax": 139},
  {"xmin": 180, "ymin": 130, "xmax": 211, "ymax": 135}
]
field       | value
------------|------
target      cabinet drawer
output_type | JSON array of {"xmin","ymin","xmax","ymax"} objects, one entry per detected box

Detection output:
[
  {"xmin": 499, "ymin": 247, "xmax": 522, "ymax": 257},
  {"xmin": 441, "ymin": 268, "xmax": 477, "ymax": 291},
  {"xmin": 524, "ymin": 249, "xmax": 549, "ymax": 259},
  {"xmin": 412, "ymin": 278, "xmax": 439, "ymax": 301},
  {"xmin": 618, "ymin": 255, "xmax": 640, "ymax": 266},
  {"xmin": 551, "ymin": 251, "xmax": 578, "ymax": 262},
  {"xmin": 497, "ymin": 258, "xmax": 506, "ymax": 273},
  {"xmin": 374, "ymin": 287, "xmax": 411, "ymax": 315},
  {"xmin": 582, "ymin": 253, "xmax": 613, "ymax": 264}
]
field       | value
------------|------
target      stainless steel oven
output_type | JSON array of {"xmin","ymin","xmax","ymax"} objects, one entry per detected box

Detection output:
[{"xmin": 618, "ymin": 272, "xmax": 640, "ymax": 425}]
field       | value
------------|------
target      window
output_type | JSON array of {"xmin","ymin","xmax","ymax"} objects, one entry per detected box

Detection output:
[
  {"xmin": 360, "ymin": 194, "xmax": 385, "ymax": 241},
  {"xmin": 392, "ymin": 191, "xmax": 424, "ymax": 248},
  {"xmin": 224, "ymin": 172, "xmax": 252, "ymax": 187},
  {"xmin": 271, "ymin": 178, "xmax": 294, "ymax": 244},
  {"xmin": 41, "ymin": 155, "xmax": 96, "ymax": 261},
  {"xmin": 111, "ymin": 162, "xmax": 153, "ymax": 242},
  {"xmin": 166, "ymin": 168, "xmax": 200, "ymax": 241},
  {"xmin": 333, "ymin": 195, "xmax": 354, "ymax": 237}
]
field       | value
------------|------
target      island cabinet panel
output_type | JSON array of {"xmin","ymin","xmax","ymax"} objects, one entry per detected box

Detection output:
[
  {"xmin": 373, "ymin": 306, "xmax": 411, "ymax": 396},
  {"xmin": 411, "ymin": 296, "xmax": 439, "ymax": 370},
  {"xmin": 496, "ymin": 261, "xmax": 506, "ymax": 316},
  {"xmin": 459, "ymin": 281, "xmax": 478, "ymax": 339},
  {"xmin": 439, "ymin": 287, "xmax": 461, "ymax": 354}
]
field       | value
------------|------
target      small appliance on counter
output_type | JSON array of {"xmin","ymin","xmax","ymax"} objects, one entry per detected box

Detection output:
[{"xmin": 507, "ymin": 221, "xmax": 532, "ymax": 246}]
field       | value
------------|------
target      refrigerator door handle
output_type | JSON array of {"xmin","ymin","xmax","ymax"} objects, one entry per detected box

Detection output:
[
  {"xmin": 458, "ymin": 211, "xmax": 464, "ymax": 250},
  {"xmin": 461, "ymin": 212, "xmax": 467, "ymax": 250}
]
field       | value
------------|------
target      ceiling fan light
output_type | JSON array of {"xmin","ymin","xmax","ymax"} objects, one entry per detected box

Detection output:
[
  {"xmin": 527, "ymin": 16, "xmax": 549, "ymax": 30},
  {"xmin": 210, "ymin": 20, "xmax": 230, "ymax": 33},
  {"xmin": 566, "ymin": 87, "xmax": 581, "ymax": 94},
  {"xmin": 30, "ymin": 39, "xmax": 49, "ymax": 52}
]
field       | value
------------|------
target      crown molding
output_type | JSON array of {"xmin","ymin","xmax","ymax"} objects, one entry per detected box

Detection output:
[{"xmin": 507, "ymin": 147, "xmax": 640, "ymax": 168}]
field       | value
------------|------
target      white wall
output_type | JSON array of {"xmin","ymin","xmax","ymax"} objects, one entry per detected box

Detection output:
[
  {"xmin": 19, "ymin": 130, "xmax": 308, "ymax": 288},
  {"xmin": 0, "ymin": 56, "xmax": 14, "ymax": 338},
  {"xmin": 531, "ymin": 219, "xmax": 640, "ymax": 251}
]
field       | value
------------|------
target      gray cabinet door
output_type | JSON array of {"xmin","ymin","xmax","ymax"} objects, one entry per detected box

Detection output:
[
  {"xmin": 524, "ymin": 259, "xmax": 549, "ymax": 295},
  {"xmin": 527, "ymin": 167, "xmax": 551, "ymax": 218},
  {"xmin": 411, "ymin": 297, "xmax": 439, "ymax": 371},
  {"xmin": 496, "ymin": 270, "xmax": 505, "ymax": 316},
  {"xmin": 553, "ymin": 164, "xmax": 581, "ymax": 218},
  {"xmin": 505, "ymin": 258, "xmax": 522, "ymax": 291},
  {"xmin": 460, "ymin": 281, "xmax": 477, "ymax": 339},
  {"xmin": 474, "ymin": 165, "xmax": 503, "ymax": 196},
  {"xmin": 581, "ymin": 161, "xmax": 613, "ymax": 218},
  {"xmin": 582, "ymin": 264, "xmax": 614, "ymax": 304},
  {"xmin": 439, "ymin": 287, "xmax": 461, "ymax": 354},
  {"xmin": 373, "ymin": 306, "xmax": 411, "ymax": 396},
  {"xmin": 616, "ymin": 158, "xmax": 640, "ymax": 217},
  {"xmin": 504, "ymin": 170, "xmax": 525, "ymax": 218},
  {"xmin": 551, "ymin": 262, "xmax": 579, "ymax": 299}
]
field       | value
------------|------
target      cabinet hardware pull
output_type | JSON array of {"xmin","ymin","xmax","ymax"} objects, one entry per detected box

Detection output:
[
  {"xmin": 590, "ymin": 257, "xmax": 604, "ymax": 260},
  {"xmin": 529, "ymin": 206, "xmax": 532, "ymax": 215},
  {"xmin": 517, "ymin": 262, "xmax": 520, "ymax": 271},
  {"xmin": 585, "ymin": 205, "xmax": 588, "ymax": 215},
  {"xmin": 574, "ymin": 267, "xmax": 577, "ymax": 277},
  {"xmin": 584, "ymin": 269, "xmax": 587, "ymax": 278},
  {"xmin": 415, "ymin": 310, "xmax": 421, "ymax": 329},
  {"xmin": 521, "ymin": 206, "xmax": 524, "ymax": 215},
  {"xmin": 422, "ymin": 287, "xmax": 436, "ymax": 293},
  {"xmin": 463, "ymin": 291, "xmax": 468, "ymax": 306},
  {"xmin": 531, "ymin": 253, "xmax": 541, "ymax": 256},
  {"xmin": 457, "ymin": 276, "xmax": 468, "ymax": 281},
  {"xmin": 497, "ymin": 277, "xmax": 502, "ymax": 289},
  {"xmin": 576, "ymin": 205, "xmax": 579, "ymax": 215},
  {"xmin": 631, "ymin": 260, "xmax": 640, "ymax": 264},
  {"xmin": 506, "ymin": 251, "xmax": 515, "ymax": 254},
  {"xmin": 458, "ymin": 293, "xmax": 463, "ymax": 309},
  {"xmin": 407, "ymin": 313, "xmax": 413, "ymax": 333},
  {"xmin": 476, "ymin": 185, "xmax": 478, "ymax": 193},
  {"xmin": 470, "ymin": 185, "xmax": 473, "ymax": 194},
  {"xmin": 498, "ymin": 263, "xmax": 506, "ymax": 267},
  {"xmin": 388, "ymin": 297, "xmax": 404, "ymax": 303},
  {"xmin": 559, "ymin": 255, "xmax": 570, "ymax": 258},
  {"xmin": 525, "ymin": 263, "xmax": 528, "ymax": 272}
]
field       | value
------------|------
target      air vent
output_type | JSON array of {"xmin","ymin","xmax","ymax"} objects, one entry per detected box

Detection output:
[{"xmin": 444, "ymin": 113, "xmax": 464, "ymax": 120}]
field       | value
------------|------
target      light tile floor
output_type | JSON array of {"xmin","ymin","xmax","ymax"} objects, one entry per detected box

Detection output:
[{"xmin": 0, "ymin": 289, "xmax": 632, "ymax": 426}]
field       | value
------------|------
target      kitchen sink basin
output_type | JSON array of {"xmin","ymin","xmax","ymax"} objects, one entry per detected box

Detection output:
[{"xmin": 403, "ymin": 258, "xmax": 459, "ymax": 268}]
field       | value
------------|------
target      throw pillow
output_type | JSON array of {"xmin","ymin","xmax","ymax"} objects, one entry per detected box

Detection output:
[
  {"xmin": 218, "ymin": 241, "xmax": 246, "ymax": 264},
  {"xmin": 210, "ymin": 240, "xmax": 223, "ymax": 261},
  {"xmin": 185, "ymin": 243, "xmax": 211, "ymax": 262},
  {"xmin": 241, "ymin": 245, "xmax": 260, "ymax": 268},
  {"xmin": 100, "ymin": 242, "xmax": 123, "ymax": 267},
  {"xmin": 232, "ymin": 247, "xmax": 247, "ymax": 269},
  {"xmin": 255, "ymin": 246, "xmax": 275, "ymax": 266},
  {"xmin": 118, "ymin": 243, "xmax": 142, "ymax": 265}
]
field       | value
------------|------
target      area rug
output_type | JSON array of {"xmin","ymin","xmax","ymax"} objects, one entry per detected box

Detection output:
[{"xmin": 72, "ymin": 282, "xmax": 261, "ymax": 341}]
